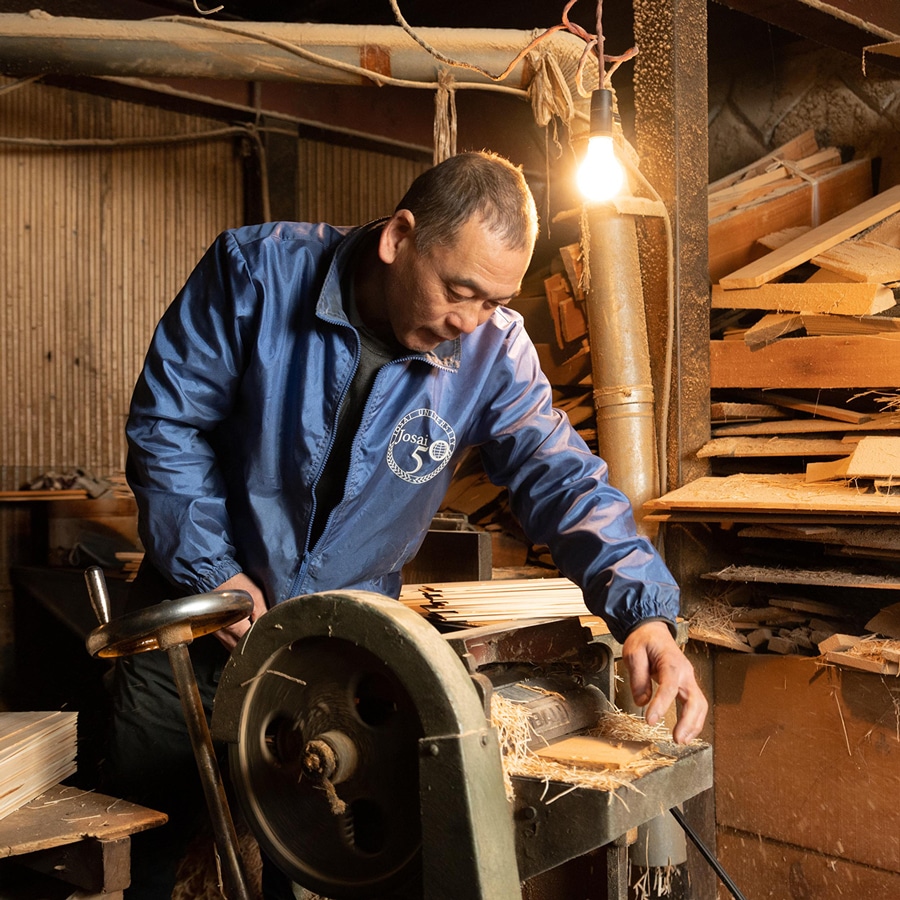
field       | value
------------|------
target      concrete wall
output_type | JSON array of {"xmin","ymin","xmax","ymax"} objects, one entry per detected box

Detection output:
[{"xmin": 709, "ymin": 35, "xmax": 900, "ymax": 191}]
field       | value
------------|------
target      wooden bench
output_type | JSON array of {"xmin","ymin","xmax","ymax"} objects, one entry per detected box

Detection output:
[{"xmin": 0, "ymin": 783, "xmax": 166, "ymax": 899}]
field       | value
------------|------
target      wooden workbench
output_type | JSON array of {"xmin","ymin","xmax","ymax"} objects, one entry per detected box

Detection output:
[{"xmin": 0, "ymin": 783, "xmax": 166, "ymax": 898}]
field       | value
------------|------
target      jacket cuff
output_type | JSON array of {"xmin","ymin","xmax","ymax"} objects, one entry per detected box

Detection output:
[{"xmin": 624, "ymin": 616, "xmax": 678, "ymax": 641}]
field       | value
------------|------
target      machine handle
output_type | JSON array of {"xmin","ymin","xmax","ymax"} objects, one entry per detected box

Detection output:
[{"xmin": 84, "ymin": 565, "xmax": 111, "ymax": 625}]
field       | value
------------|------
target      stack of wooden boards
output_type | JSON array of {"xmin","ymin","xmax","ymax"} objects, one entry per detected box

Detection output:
[
  {"xmin": 0, "ymin": 711, "xmax": 77, "ymax": 820},
  {"xmin": 710, "ymin": 130, "xmax": 900, "ymax": 390},
  {"xmin": 400, "ymin": 576, "xmax": 614, "ymax": 640},
  {"xmin": 646, "ymin": 131, "xmax": 900, "ymax": 669}
]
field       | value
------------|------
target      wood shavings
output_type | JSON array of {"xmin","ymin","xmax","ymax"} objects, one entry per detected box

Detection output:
[
  {"xmin": 851, "ymin": 389, "xmax": 900, "ymax": 414},
  {"xmin": 687, "ymin": 596, "xmax": 753, "ymax": 652},
  {"xmin": 843, "ymin": 635, "xmax": 900, "ymax": 662},
  {"xmin": 239, "ymin": 669, "xmax": 307, "ymax": 688},
  {"xmin": 490, "ymin": 694, "xmax": 677, "ymax": 802},
  {"xmin": 632, "ymin": 862, "xmax": 676, "ymax": 899}
]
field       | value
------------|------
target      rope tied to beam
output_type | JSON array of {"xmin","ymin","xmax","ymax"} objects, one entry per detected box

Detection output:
[
  {"xmin": 433, "ymin": 69, "xmax": 458, "ymax": 164},
  {"xmin": 527, "ymin": 46, "xmax": 576, "ymax": 157}
]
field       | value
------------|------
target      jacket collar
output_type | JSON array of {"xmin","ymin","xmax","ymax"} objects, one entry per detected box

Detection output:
[{"xmin": 315, "ymin": 219, "xmax": 461, "ymax": 371}]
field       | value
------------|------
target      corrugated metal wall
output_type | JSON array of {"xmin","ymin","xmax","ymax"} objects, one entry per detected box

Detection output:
[
  {"xmin": 296, "ymin": 138, "xmax": 428, "ymax": 226},
  {"xmin": 0, "ymin": 78, "xmax": 244, "ymax": 485},
  {"xmin": 0, "ymin": 78, "xmax": 245, "ymax": 698},
  {"xmin": 0, "ymin": 76, "xmax": 431, "ymax": 703}
]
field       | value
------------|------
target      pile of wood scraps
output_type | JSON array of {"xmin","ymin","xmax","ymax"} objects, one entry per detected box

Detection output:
[
  {"xmin": 711, "ymin": 195, "xmax": 900, "ymax": 390},
  {"xmin": 708, "ymin": 128, "xmax": 875, "ymax": 285},
  {"xmin": 709, "ymin": 126, "xmax": 900, "ymax": 408},
  {"xmin": 687, "ymin": 590, "xmax": 900, "ymax": 675}
]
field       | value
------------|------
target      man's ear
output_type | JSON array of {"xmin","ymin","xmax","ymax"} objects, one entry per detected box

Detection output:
[{"xmin": 379, "ymin": 209, "xmax": 416, "ymax": 264}]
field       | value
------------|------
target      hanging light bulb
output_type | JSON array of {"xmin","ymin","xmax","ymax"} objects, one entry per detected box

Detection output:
[{"xmin": 576, "ymin": 88, "xmax": 626, "ymax": 202}]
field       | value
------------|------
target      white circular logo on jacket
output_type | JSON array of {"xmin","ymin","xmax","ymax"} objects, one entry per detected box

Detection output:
[{"xmin": 387, "ymin": 409, "xmax": 456, "ymax": 484}]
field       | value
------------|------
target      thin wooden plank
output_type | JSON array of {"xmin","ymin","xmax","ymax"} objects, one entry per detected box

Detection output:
[
  {"xmin": 703, "ymin": 564, "xmax": 900, "ymax": 590},
  {"xmin": 805, "ymin": 456, "xmax": 850, "ymax": 482},
  {"xmin": 643, "ymin": 472, "xmax": 900, "ymax": 515},
  {"xmin": 710, "ymin": 281, "xmax": 895, "ymax": 316},
  {"xmin": 737, "ymin": 523, "xmax": 900, "ymax": 552},
  {"xmin": 824, "ymin": 650, "xmax": 894, "ymax": 673},
  {"xmin": 799, "ymin": 313, "xmax": 900, "ymax": 336},
  {"xmin": 710, "ymin": 402, "xmax": 790, "ymax": 421},
  {"xmin": 813, "ymin": 238, "xmax": 900, "ymax": 283},
  {"xmin": 711, "ymin": 414, "xmax": 900, "ymax": 436},
  {"xmin": 0, "ymin": 784, "xmax": 167, "ymax": 858},
  {"xmin": 710, "ymin": 334, "xmax": 900, "ymax": 389},
  {"xmin": 743, "ymin": 313, "xmax": 804, "ymax": 350},
  {"xmin": 0, "ymin": 489, "xmax": 90, "ymax": 502},
  {"xmin": 697, "ymin": 436, "xmax": 855, "ymax": 458},
  {"xmin": 720, "ymin": 184, "xmax": 900, "ymax": 289},
  {"xmin": 740, "ymin": 390, "xmax": 872, "ymax": 424},
  {"xmin": 645, "ymin": 510, "xmax": 900, "ymax": 526}
]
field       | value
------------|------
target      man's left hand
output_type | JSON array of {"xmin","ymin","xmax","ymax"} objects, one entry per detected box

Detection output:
[
  {"xmin": 213, "ymin": 572, "xmax": 268, "ymax": 651},
  {"xmin": 621, "ymin": 620, "xmax": 708, "ymax": 744}
]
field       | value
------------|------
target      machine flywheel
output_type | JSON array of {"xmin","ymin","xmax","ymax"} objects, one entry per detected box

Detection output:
[{"xmin": 231, "ymin": 633, "xmax": 423, "ymax": 897}]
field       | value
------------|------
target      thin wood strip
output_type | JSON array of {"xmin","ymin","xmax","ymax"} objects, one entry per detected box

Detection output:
[
  {"xmin": 740, "ymin": 390, "xmax": 873, "ymax": 424},
  {"xmin": 799, "ymin": 313, "xmax": 900, "ymax": 336},
  {"xmin": 703, "ymin": 564, "xmax": 900, "ymax": 590},
  {"xmin": 710, "ymin": 281, "xmax": 895, "ymax": 315},
  {"xmin": 643, "ymin": 473, "xmax": 900, "ymax": 514},
  {"xmin": 0, "ymin": 489, "xmax": 90, "ymax": 501},
  {"xmin": 712, "ymin": 415, "xmax": 900, "ymax": 436},
  {"xmin": 697, "ymin": 437, "xmax": 856, "ymax": 458},
  {"xmin": 707, "ymin": 129, "xmax": 819, "ymax": 194}
]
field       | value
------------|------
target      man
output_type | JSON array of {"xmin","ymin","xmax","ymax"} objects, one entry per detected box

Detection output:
[{"xmin": 108, "ymin": 150, "xmax": 706, "ymax": 898}]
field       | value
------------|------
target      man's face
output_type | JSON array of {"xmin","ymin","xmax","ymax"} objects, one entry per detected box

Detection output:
[{"xmin": 377, "ymin": 212, "xmax": 533, "ymax": 353}]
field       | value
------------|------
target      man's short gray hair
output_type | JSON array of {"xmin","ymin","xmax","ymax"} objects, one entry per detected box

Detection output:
[{"xmin": 395, "ymin": 151, "xmax": 538, "ymax": 255}]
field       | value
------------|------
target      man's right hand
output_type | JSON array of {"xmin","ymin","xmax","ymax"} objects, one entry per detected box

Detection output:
[{"xmin": 213, "ymin": 572, "xmax": 268, "ymax": 651}]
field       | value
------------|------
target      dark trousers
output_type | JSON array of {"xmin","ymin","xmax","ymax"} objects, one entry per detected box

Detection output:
[{"xmin": 99, "ymin": 562, "xmax": 296, "ymax": 900}]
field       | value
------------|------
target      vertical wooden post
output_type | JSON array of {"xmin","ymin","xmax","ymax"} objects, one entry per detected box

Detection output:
[{"xmin": 632, "ymin": 3, "xmax": 717, "ymax": 899}]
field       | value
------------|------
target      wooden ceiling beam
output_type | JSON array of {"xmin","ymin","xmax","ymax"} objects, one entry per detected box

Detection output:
[{"xmin": 713, "ymin": 0, "xmax": 900, "ymax": 72}]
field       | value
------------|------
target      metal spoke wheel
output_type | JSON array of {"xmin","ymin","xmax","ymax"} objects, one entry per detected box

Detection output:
[{"xmin": 232, "ymin": 634, "xmax": 423, "ymax": 898}]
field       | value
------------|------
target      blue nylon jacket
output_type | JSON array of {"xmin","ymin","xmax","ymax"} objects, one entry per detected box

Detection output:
[{"xmin": 125, "ymin": 220, "xmax": 680, "ymax": 643}]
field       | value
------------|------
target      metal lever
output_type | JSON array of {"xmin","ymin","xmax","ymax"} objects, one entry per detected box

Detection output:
[
  {"xmin": 84, "ymin": 567, "xmax": 254, "ymax": 900},
  {"xmin": 84, "ymin": 565, "xmax": 111, "ymax": 625},
  {"xmin": 670, "ymin": 806, "xmax": 747, "ymax": 900}
]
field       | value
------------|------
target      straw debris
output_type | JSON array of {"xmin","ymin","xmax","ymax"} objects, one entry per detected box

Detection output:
[{"xmin": 491, "ymin": 693, "xmax": 678, "ymax": 802}]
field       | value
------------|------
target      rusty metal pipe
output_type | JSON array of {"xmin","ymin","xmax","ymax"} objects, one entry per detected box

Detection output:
[
  {"xmin": 166, "ymin": 641, "xmax": 251, "ymax": 900},
  {"xmin": 0, "ymin": 14, "xmax": 593, "ymax": 90},
  {"xmin": 584, "ymin": 205, "xmax": 659, "ymax": 532}
]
